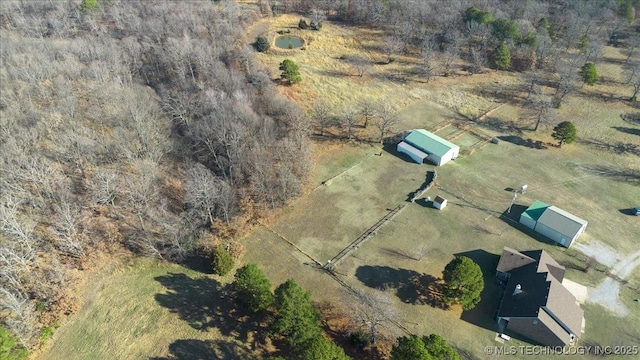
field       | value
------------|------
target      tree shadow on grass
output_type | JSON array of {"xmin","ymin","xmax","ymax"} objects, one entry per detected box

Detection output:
[
  {"xmin": 578, "ymin": 138, "xmax": 640, "ymax": 157},
  {"xmin": 476, "ymin": 117, "xmax": 524, "ymax": 135},
  {"xmin": 497, "ymin": 135, "xmax": 548, "ymax": 149},
  {"xmin": 150, "ymin": 339, "xmax": 256, "ymax": 360},
  {"xmin": 179, "ymin": 251, "xmax": 214, "ymax": 274},
  {"xmin": 154, "ymin": 273, "xmax": 266, "ymax": 341},
  {"xmin": 612, "ymin": 126, "xmax": 640, "ymax": 137},
  {"xmin": 355, "ymin": 265, "xmax": 447, "ymax": 308},
  {"xmin": 454, "ymin": 250, "xmax": 503, "ymax": 333},
  {"xmin": 574, "ymin": 163, "xmax": 640, "ymax": 182}
]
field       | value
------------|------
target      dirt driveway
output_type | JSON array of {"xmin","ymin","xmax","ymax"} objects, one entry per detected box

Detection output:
[{"xmin": 571, "ymin": 241, "xmax": 640, "ymax": 317}]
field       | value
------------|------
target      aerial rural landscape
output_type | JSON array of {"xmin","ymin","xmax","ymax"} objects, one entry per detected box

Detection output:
[{"xmin": 1, "ymin": 0, "xmax": 639, "ymax": 359}]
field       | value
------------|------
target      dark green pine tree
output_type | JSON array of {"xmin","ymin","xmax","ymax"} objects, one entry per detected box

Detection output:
[
  {"xmin": 233, "ymin": 263, "xmax": 274, "ymax": 313},
  {"xmin": 579, "ymin": 62, "xmax": 599, "ymax": 86},
  {"xmin": 494, "ymin": 43, "xmax": 511, "ymax": 70},
  {"xmin": 271, "ymin": 279, "xmax": 321, "ymax": 350},
  {"xmin": 442, "ymin": 256, "xmax": 484, "ymax": 310},
  {"xmin": 551, "ymin": 121, "xmax": 577, "ymax": 147}
]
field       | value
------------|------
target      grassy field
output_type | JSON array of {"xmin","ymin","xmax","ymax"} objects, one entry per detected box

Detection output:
[
  {"xmin": 242, "ymin": 13, "xmax": 640, "ymax": 360},
  {"xmin": 34, "ymin": 258, "xmax": 265, "ymax": 360}
]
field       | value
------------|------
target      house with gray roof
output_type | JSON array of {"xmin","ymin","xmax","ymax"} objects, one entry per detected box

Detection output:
[
  {"xmin": 397, "ymin": 129, "xmax": 460, "ymax": 166},
  {"xmin": 519, "ymin": 200, "xmax": 587, "ymax": 248},
  {"xmin": 496, "ymin": 247, "xmax": 584, "ymax": 347}
]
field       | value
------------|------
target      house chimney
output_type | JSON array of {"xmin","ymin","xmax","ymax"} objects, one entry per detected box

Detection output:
[{"xmin": 512, "ymin": 284, "xmax": 523, "ymax": 296}]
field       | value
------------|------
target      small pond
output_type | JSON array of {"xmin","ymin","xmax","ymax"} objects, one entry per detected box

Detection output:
[{"xmin": 275, "ymin": 35, "xmax": 304, "ymax": 49}]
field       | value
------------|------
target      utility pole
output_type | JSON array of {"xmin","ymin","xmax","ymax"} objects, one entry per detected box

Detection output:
[{"xmin": 508, "ymin": 191, "xmax": 518, "ymax": 214}]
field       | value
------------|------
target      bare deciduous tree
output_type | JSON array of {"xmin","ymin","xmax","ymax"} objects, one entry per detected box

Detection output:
[
  {"xmin": 624, "ymin": 63, "xmax": 640, "ymax": 101},
  {"xmin": 351, "ymin": 289, "xmax": 402, "ymax": 344},
  {"xmin": 350, "ymin": 55, "xmax": 371, "ymax": 77},
  {"xmin": 359, "ymin": 97, "xmax": 376, "ymax": 128},
  {"xmin": 53, "ymin": 200, "xmax": 88, "ymax": 258},
  {"xmin": 311, "ymin": 100, "xmax": 333, "ymax": 136},
  {"xmin": 420, "ymin": 40, "xmax": 437, "ymax": 81},
  {"xmin": 341, "ymin": 108, "xmax": 358, "ymax": 140},
  {"xmin": 374, "ymin": 104, "xmax": 399, "ymax": 143}
]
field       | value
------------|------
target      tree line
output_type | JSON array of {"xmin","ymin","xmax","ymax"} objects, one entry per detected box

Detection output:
[
  {"xmin": 267, "ymin": 0, "xmax": 640, "ymax": 131},
  {"xmin": 0, "ymin": 0, "xmax": 309, "ymax": 351}
]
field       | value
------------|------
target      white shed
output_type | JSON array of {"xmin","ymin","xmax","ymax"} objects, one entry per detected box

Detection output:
[
  {"xmin": 397, "ymin": 129, "xmax": 460, "ymax": 166},
  {"xmin": 519, "ymin": 200, "xmax": 588, "ymax": 248},
  {"xmin": 433, "ymin": 196, "xmax": 447, "ymax": 210}
]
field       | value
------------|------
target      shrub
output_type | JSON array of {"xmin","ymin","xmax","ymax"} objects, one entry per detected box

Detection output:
[
  {"xmin": 254, "ymin": 36, "xmax": 271, "ymax": 52},
  {"xmin": 298, "ymin": 19, "xmax": 309, "ymax": 29},
  {"xmin": 211, "ymin": 246, "xmax": 234, "ymax": 276},
  {"xmin": 350, "ymin": 328, "xmax": 372, "ymax": 348},
  {"xmin": 81, "ymin": 0, "xmax": 99, "ymax": 13},
  {"xmin": 0, "ymin": 326, "xmax": 27, "ymax": 360}
]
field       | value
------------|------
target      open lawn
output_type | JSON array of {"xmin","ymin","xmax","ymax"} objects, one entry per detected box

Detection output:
[
  {"xmin": 34, "ymin": 258, "xmax": 265, "ymax": 360},
  {"xmin": 245, "ymin": 127, "xmax": 639, "ymax": 359}
]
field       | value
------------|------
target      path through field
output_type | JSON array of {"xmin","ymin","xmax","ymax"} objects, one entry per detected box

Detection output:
[{"xmin": 572, "ymin": 242, "xmax": 640, "ymax": 317}]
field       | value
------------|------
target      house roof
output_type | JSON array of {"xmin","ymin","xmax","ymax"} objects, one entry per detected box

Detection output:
[
  {"xmin": 537, "ymin": 206, "xmax": 587, "ymax": 238},
  {"xmin": 521, "ymin": 200, "xmax": 550, "ymax": 223},
  {"xmin": 434, "ymin": 196, "xmax": 446, "ymax": 204},
  {"xmin": 496, "ymin": 247, "xmax": 536, "ymax": 273},
  {"xmin": 544, "ymin": 280, "xmax": 584, "ymax": 337},
  {"xmin": 404, "ymin": 129, "xmax": 459, "ymax": 158},
  {"xmin": 497, "ymin": 248, "xmax": 583, "ymax": 344}
]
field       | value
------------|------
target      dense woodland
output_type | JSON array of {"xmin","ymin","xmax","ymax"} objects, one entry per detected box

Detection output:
[
  {"xmin": 0, "ymin": 0, "xmax": 638, "ymax": 356},
  {"xmin": 0, "ymin": 0, "xmax": 309, "ymax": 350}
]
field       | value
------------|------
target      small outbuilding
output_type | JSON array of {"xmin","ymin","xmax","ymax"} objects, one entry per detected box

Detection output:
[
  {"xmin": 397, "ymin": 129, "xmax": 460, "ymax": 166},
  {"xmin": 519, "ymin": 201, "xmax": 587, "ymax": 248},
  {"xmin": 634, "ymin": 206, "xmax": 640, "ymax": 216},
  {"xmin": 433, "ymin": 196, "xmax": 447, "ymax": 210}
]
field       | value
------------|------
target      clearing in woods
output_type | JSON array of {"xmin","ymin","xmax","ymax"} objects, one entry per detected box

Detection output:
[{"xmin": 243, "ymin": 13, "xmax": 640, "ymax": 360}]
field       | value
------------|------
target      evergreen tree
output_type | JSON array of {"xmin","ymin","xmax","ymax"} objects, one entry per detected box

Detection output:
[
  {"xmin": 463, "ymin": 7, "xmax": 493, "ymax": 25},
  {"xmin": 391, "ymin": 336, "xmax": 431, "ymax": 360},
  {"xmin": 551, "ymin": 121, "xmax": 577, "ymax": 147},
  {"xmin": 579, "ymin": 62, "xmax": 599, "ymax": 86},
  {"xmin": 491, "ymin": 18, "xmax": 520, "ymax": 41},
  {"xmin": 233, "ymin": 263, "xmax": 274, "ymax": 313},
  {"xmin": 303, "ymin": 336, "xmax": 351, "ymax": 360},
  {"xmin": 442, "ymin": 256, "xmax": 484, "ymax": 310},
  {"xmin": 422, "ymin": 334, "xmax": 461, "ymax": 360},
  {"xmin": 254, "ymin": 36, "xmax": 271, "ymax": 52},
  {"xmin": 211, "ymin": 246, "xmax": 234, "ymax": 276},
  {"xmin": 272, "ymin": 279, "xmax": 321, "ymax": 350},
  {"xmin": 493, "ymin": 43, "xmax": 511, "ymax": 70},
  {"xmin": 279, "ymin": 59, "xmax": 302, "ymax": 84}
]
